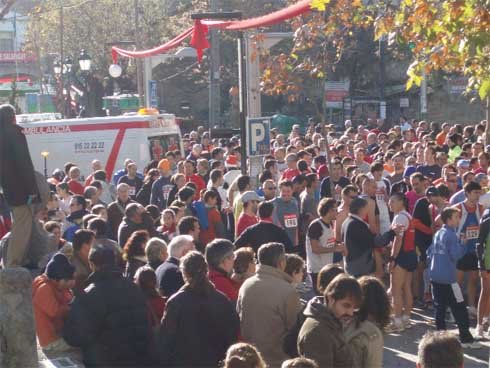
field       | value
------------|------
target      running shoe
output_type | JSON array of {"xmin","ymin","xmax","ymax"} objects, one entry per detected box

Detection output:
[
  {"xmin": 385, "ymin": 322, "xmax": 405, "ymax": 334},
  {"xmin": 475, "ymin": 324, "xmax": 486, "ymax": 338},
  {"xmin": 461, "ymin": 340, "xmax": 482, "ymax": 349}
]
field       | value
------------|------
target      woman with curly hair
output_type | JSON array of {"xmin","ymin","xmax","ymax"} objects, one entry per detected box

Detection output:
[
  {"xmin": 122, "ymin": 230, "xmax": 150, "ymax": 280},
  {"xmin": 223, "ymin": 342, "xmax": 266, "ymax": 368},
  {"xmin": 345, "ymin": 276, "xmax": 391, "ymax": 368}
]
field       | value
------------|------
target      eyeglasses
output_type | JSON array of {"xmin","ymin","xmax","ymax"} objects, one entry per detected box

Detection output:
[{"xmin": 266, "ymin": 187, "xmax": 277, "ymax": 190}]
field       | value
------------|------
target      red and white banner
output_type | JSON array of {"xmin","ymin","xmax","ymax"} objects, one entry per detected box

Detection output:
[{"xmin": 111, "ymin": 0, "xmax": 313, "ymax": 63}]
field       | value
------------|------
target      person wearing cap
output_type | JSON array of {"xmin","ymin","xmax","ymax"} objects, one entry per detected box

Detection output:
[
  {"xmin": 32, "ymin": 253, "xmax": 76, "ymax": 353},
  {"xmin": 281, "ymin": 153, "xmax": 300, "ymax": 181},
  {"xmin": 450, "ymin": 171, "xmax": 475, "ymax": 205},
  {"xmin": 236, "ymin": 191, "xmax": 261, "ymax": 237},
  {"xmin": 150, "ymin": 159, "xmax": 174, "ymax": 210},
  {"xmin": 63, "ymin": 245, "xmax": 151, "ymax": 367}
]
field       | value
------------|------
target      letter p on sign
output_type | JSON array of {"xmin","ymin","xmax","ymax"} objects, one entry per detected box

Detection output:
[{"xmin": 247, "ymin": 117, "xmax": 271, "ymax": 156}]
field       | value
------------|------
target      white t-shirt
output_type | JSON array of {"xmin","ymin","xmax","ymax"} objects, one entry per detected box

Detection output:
[
  {"xmin": 392, "ymin": 210, "xmax": 411, "ymax": 236},
  {"xmin": 305, "ymin": 219, "xmax": 337, "ymax": 273}
]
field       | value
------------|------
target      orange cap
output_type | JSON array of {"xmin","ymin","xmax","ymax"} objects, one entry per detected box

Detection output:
[{"xmin": 158, "ymin": 159, "xmax": 170, "ymax": 171}]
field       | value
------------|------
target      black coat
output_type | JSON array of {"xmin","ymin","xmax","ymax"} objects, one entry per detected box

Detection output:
[
  {"xmin": 156, "ymin": 286, "xmax": 239, "ymax": 367},
  {"xmin": 155, "ymin": 257, "xmax": 184, "ymax": 298},
  {"xmin": 0, "ymin": 124, "xmax": 39, "ymax": 206},
  {"xmin": 62, "ymin": 267, "xmax": 151, "ymax": 367}
]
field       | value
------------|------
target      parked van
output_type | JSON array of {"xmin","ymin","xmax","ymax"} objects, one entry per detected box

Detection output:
[{"xmin": 20, "ymin": 113, "xmax": 182, "ymax": 180}]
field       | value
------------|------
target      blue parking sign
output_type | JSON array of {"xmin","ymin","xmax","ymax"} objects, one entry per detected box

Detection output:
[
  {"xmin": 247, "ymin": 117, "xmax": 271, "ymax": 156},
  {"xmin": 148, "ymin": 80, "xmax": 158, "ymax": 108}
]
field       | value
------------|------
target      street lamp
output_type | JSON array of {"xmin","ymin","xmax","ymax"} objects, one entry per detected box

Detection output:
[
  {"xmin": 78, "ymin": 49, "xmax": 92, "ymax": 72},
  {"xmin": 108, "ymin": 64, "xmax": 122, "ymax": 78},
  {"xmin": 41, "ymin": 151, "xmax": 49, "ymax": 178}
]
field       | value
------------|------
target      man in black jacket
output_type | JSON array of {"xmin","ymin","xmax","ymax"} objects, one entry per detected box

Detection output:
[
  {"xmin": 342, "ymin": 197, "xmax": 401, "ymax": 277},
  {"xmin": 234, "ymin": 201, "xmax": 294, "ymax": 253},
  {"xmin": 63, "ymin": 245, "xmax": 151, "ymax": 367},
  {"xmin": 0, "ymin": 104, "xmax": 40, "ymax": 267}
]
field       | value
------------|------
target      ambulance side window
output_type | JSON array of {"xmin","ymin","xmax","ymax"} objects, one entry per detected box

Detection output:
[{"xmin": 149, "ymin": 135, "xmax": 180, "ymax": 161}]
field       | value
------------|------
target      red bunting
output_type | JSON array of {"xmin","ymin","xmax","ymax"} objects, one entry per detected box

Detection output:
[{"xmin": 111, "ymin": 0, "xmax": 312, "ymax": 63}]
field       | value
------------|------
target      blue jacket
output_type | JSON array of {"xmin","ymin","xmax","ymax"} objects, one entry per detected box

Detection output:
[
  {"xmin": 427, "ymin": 225, "xmax": 465, "ymax": 284},
  {"xmin": 150, "ymin": 175, "xmax": 173, "ymax": 210},
  {"xmin": 112, "ymin": 169, "xmax": 144, "ymax": 185}
]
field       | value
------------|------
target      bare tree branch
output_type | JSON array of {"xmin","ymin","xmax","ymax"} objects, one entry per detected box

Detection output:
[{"xmin": 0, "ymin": 0, "xmax": 16, "ymax": 21}]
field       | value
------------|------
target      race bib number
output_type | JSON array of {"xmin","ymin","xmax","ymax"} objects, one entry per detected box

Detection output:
[
  {"xmin": 128, "ymin": 186, "xmax": 136, "ymax": 196},
  {"xmin": 466, "ymin": 225, "xmax": 479, "ymax": 240},
  {"xmin": 284, "ymin": 214, "xmax": 298, "ymax": 228},
  {"xmin": 376, "ymin": 188, "xmax": 386, "ymax": 202},
  {"xmin": 325, "ymin": 237, "xmax": 336, "ymax": 248},
  {"xmin": 162, "ymin": 186, "xmax": 171, "ymax": 200}
]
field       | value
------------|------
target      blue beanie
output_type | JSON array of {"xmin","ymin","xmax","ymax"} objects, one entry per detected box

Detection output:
[{"xmin": 46, "ymin": 253, "xmax": 75, "ymax": 281}]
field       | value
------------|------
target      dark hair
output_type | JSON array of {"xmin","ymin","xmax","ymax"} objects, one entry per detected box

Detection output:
[
  {"xmin": 284, "ymin": 254, "xmax": 305, "ymax": 278},
  {"xmin": 145, "ymin": 205, "xmax": 161, "ymax": 222},
  {"xmin": 82, "ymin": 214, "xmax": 97, "ymax": 229},
  {"xmin": 258, "ymin": 171, "xmax": 272, "ymax": 185},
  {"xmin": 317, "ymin": 264, "xmax": 344, "ymax": 294},
  {"xmin": 93, "ymin": 170, "xmax": 107, "ymax": 181},
  {"xmin": 205, "ymin": 239, "xmax": 235, "ymax": 270},
  {"xmin": 237, "ymin": 175, "xmax": 251, "ymax": 192},
  {"xmin": 390, "ymin": 192, "xmax": 408, "ymax": 210},
  {"xmin": 203, "ymin": 190, "xmax": 217, "ymax": 203},
  {"xmin": 417, "ymin": 331, "xmax": 463, "ymax": 368},
  {"xmin": 72, "ymin": 229, "xmax": 95, "ymax": 253},
  {"xmin": 0, "ymin": 104, "xmax": 16, "ymax": 126},
  {"xmin": 281, "ymin": 357, "xmax": 319, "ymax": 368},
  {"xmin": 44, "ymin": 221, "xmax": 61, "ymax": 233},
  {"xmin": 258, "ymin": 201, "xmax": 274, "ymax": 218},
  {"xmin": 357, "ymin": 276, "xmax": 391, "ymax": 329},
  {"xmin": 292, "ymin": 174, "xmax": 306, "ymax": 185},
  {"xmin": 441, "ymin": 207, "xmax": 460, "ymax": 223},
  {"xmin": 436, "ymin": 183, "xmax": 450, "ymax": 200},
  {"xmin": 279, "ymin": 180, "xmax": 293, "ymax": 189},
  {"xmin": 72, "ymin": 195, "xmax": 87, "ymax": 210},
  {"xmin": 349, "ymin": 197, "xmax": 368, "ymax": 214},
  {"xmin": 88, "ymin": 244, "xmax": 115, "ymax": 268},
  {"xmin": 317, "ymin": 197, "xmax": 337, "ymax": 217},
  {"xmin": 63, "ymin": 162, "xmax": 76, "ymax": 175},
  {"xmin": 224, "ymin": 343, "xmax": 266, "ymax": 368},
  {"xmin": 134, "ymin": 266, "xmax": 159, "ymax": 298},
  {"xmin": 210, "ymin": 169, "xmax": 223, "ymax": 183},
  {"xmin": 91, "ymin": 204, "xmax": 106, "ymax": 216},
  {"xmin": 87, "ymin": 217, "xmax": 108, "ymax": 236},
  {"xmin": 324, "ymin": 274, "xmax": 362, "ymax": 307},
  {"xmin": 56, "ymin": 182, "xmax": 70, "ymax": 193},
  {"xmin": 297, "ymin": 160, "xmax": 309, "ymax": 172},
  {"xmin": 178, "ymin": 216, "xmax": 199, "ymax": 235},
  {"xmin": 305, "ymin": 173, "xmax": 317, "ymax": 188},
  {"xmin": 123, "ymin": 230, "xmax": 149, "ymax": 261},
  {"xmin": 83, "ymin": 186, "xmax": 97, "ymax": 199},
  {"xmin": 181, "ymin": 251, "xmax": 214, "ymax": 296},
  {"xmin": 342, "ymin": 185, "xmax": 358, "ymax": 197},
  {"xmin": 144, "ymin": 168, "xmax": 160, "ymax": 184},
  {"xmin": 91, "ymin": 180, "xmax": 103, "ymax": 190},
  {"xmin": 258, "ymin": 242, "xmax": 285, "ymax": 268},
  {"xmin": 125, "ymin": 203, "xmax": 142, "ymax": 218},
  {"xmin": 464, "ymin": 181, "xmax": 481, "ymax": 193},
  {"xmin": 233, "ymin": 247, "xmax": 255, "ymax": 274},
  {"xmin": 264, "ymin": 159, "xmax": 277, "ymax": 171},
  {"xmin": 370, "ymin": 161, "xmax": 384, "ymax": 173}
]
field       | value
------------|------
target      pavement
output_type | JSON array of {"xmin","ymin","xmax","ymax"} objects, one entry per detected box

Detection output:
[{"xmin": 384, "ymin": 306, "xmax": 490, "ymax": 367}]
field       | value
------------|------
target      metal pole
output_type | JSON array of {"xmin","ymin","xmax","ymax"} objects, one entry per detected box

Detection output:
[
  {"xmin": 209, "ymin": 0, "xmax": 221, "ymax": 128},
  {"xmin": 43, "ymin": 156, "xmax": 47, "ymax": 178},
  {"xmin": 59, "ymin": 6, "xmax": 64, "ymax": 117},
  {"xmin": 134, "ymin": 0, "xmax": 144, "ymax": 107},
  {"xmin": 237, "ymin": 33, "xmax": 247, "ymax": 175},
  {"xmin": 420, "ymin": 68, "xmax": 427, "ymax": 119}
]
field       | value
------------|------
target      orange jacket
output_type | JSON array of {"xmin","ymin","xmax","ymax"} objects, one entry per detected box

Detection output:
[{"xmin": 32, "ymin": 274, "xmax": 73, "ymax": 347}]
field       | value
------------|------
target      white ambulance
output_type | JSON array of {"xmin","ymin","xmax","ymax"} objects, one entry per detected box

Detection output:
[{"xmin": 19, "ymin": 112, "xmax": 183, "ymax": 180}]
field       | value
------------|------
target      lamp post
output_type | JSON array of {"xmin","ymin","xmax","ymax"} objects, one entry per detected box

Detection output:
[
  {"xmin": 77, "ymin": 49, "xmax": 92, "ymax": 117},
  {"xmin": 41, "ymin": 151, "xmax": 49, "ymax": 178}
]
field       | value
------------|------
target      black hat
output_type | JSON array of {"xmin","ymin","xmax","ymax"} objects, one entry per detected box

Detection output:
[
  {"xmin": 46, "ymin": 253, "xmax": 75, "ymax": 281},
  {"xmin": 426, "ymin": 186, "xmax": 440, "ymax": 197},
  {"xmin": 178, "ymin": 187, "xmax": 195, "ymax": 202}
]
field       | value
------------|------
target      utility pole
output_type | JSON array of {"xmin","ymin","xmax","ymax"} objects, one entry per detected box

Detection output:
[
  {"xmin": 59, "ymin": 6, "xmax": 64, "ymax": 117},
  {"xmin": 134, "ymin": 0, "xmax": 144, "ymax": 107},
  {"xmin": 208, "ymin": 0, "xmax": 221, "ymax": 128}
]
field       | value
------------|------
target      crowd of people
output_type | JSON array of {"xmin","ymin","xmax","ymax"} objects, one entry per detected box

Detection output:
[{"xmin": 0, "ymin": 99, "xmax": 488, "ymax": 367}]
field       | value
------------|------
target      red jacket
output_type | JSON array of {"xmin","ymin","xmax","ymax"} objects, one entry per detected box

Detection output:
[
  {"xmin": 68, "ymin": 179, "xmax": 85, "ymax": 195},
  {"xmin": 208, "ymin": 268, "xmax": 239, "ymax": 302},
  {"xmin": 186, "ymin": 174, "xmax": 206, "ymax": 200},
  {"xmin": 32, "ymin": 274, "xmax": 73, "ymax": 347}
]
